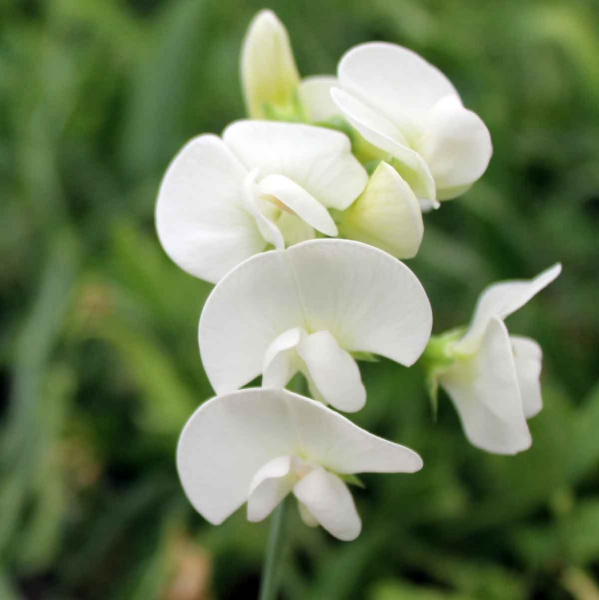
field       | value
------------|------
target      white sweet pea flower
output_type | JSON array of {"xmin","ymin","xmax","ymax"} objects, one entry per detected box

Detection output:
[
  {"xmin": 430, "ymin": 264, "xmax": 561, "ymax": 455},
  {"xmin": 241, "ymin": 10, "xmax": 340, "ymax": 123},
  {"xmin": 199, "ymin": 239, "xmax": 432, "ymax": 412},
  {"xmin": 156, "ymin": 121, "xmax": 367, "ymax": 283},
  {"xmin": 331, "ymin": 43, "xmax": 493, "ymax": 206},
  {"xmin": 177, "ymin": 388, "xmax": 423, "ymax": 541}
]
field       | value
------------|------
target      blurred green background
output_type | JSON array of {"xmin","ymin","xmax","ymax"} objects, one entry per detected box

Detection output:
[{"xmin": 1, "ymin": 0, "xmax": 598, "ymax": 598}]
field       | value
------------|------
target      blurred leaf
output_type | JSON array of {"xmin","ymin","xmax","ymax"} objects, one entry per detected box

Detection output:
[
  {"xmin": 371, "ymin": 581, "xmax": 474, "ymax": 600},
  {"xmin": 569, "ymin": 381, "xmax": 599, "ymax": 483},
  {"xmin": 120, "ymin": 0, "xmax": 214, "ymax": 175},
  {"xmin": 15, "ymin": 364, "xmax": 77, "ymax": 573},
  {"xmin": 0, "ymin": 233, "xmax": 78, "ymax": 559},
  {"xmin": 96, "ymin": 317, "xmax": 196, "ymax": 435}
]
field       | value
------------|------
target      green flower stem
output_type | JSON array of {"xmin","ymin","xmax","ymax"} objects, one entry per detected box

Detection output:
[
  {"xmin": 258, "ymin": 496, "xmax": 288, "ymax": 600},
  {"xmin": 258, "ymin": 374, "xmax": 306, "ymax": 600}
]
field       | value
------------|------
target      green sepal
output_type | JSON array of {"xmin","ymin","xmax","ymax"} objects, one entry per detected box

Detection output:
[
  {"xmin": 419, "ymin": 327, "xmax": 467, "ymax": 419},
  {"xmin": 340, "ymin": 474, "xmax": 366, "ymax": 489},
  {"xmin": 316, "ymin": 115, "xmax": 356, "ymax": 139},
  {"xmin": 261, "ymin": 90, "xmax": 306, "ymax": 123},
  {"xmin": 350, "ymin": 351, "xmax": 379, "ymax": 363}
]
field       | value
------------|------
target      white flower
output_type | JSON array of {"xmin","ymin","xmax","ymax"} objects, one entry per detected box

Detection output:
[
  {"xmin": 199, "ymin": 239, "xmax": 432, "ymax": 412},
  {"xmin": 177, "ymin": 388, "xmax": 423, "ymax": 541},
  {"xmin": 331, "ymin": 43, "xmax": 493, "ymax": 207},
  {"xmin": 435, "ymin": 264, "xmax": 561, "ymax": 455},
  {"xmin": 156, "ymin": 121, "xmax": 367, "ymax": 283},
  {"xmin": 241, "ymin": 10, "xmax": 340, "ymax": 123}
]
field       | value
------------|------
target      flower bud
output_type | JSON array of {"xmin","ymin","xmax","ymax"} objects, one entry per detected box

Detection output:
[{"xmin": 241, "ymin": 10, "xmax": 301, "ymax": 119}]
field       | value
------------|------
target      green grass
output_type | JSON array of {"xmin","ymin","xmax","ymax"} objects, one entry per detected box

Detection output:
[{"xmin": 1, "ymin": 0, "xmax": 598, "ymax": 598}]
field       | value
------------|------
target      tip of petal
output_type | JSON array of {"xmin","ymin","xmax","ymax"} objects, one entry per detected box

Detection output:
[
  {"xmin": 543, "ymin": 262, "xmax": 562, "ymax": 282},
  {"xmin": 252, "ymin": 9, "xmax": 283, "ymax": 28},
  {"xmin": 407, "ymin": 452, "xmax": 424, "ymax": 473}
]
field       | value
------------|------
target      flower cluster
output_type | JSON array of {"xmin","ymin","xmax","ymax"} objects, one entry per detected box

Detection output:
[{"xmin": 156, "ymin": 10, "xmax": 561, "ymax": 541}]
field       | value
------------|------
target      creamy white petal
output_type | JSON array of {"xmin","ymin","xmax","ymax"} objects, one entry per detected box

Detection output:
[
  {"xmin": 223, "ymin": 120, "xmax": 368, "ymax": 210},
  {"xmin": 242, "ymin": 170, "xmax": 285, "ymax": 249},
  {"xmin": 440, "ymin": 317, "xmax": 531, "ymax": 455},
  {"xmin": 155, "ymin": 135, "xmax": 266, "ymax": 284},
  {"xmin": 436, "ymin": 182, "xmax": 473, "ymax": 203},
  {"xmin": 338, "ymin": 42, "xmax": 459, "ymax": 139},
  {"xmin": 177, "ymin": 389, "xmax": 423, "ymax": 526},
  {"xmin": 331, "ymin": 87, "xmax": 436, "ymax": 203},
  {"xmin": 511, "ymin": 335, "xmax": 543, "ymax": 419},
  {"xmin": 339, "ymin": 162, "xmax": 423, "ymax": 258},
  {"xmin": 259, "ymin": 174, "xmax": 338, "ymax": 237},
  {"xmin": 241, "ymin": 10, "xmax": 300, "ymax": 119},
  {"xmin": 199, "ymin": 239, "xmax": 432, "ymax": 394},
  {"xmin": 459, "ymin": 264, "xmax": 562, "ymax": 350},
  {"xmin": 417, "ymin": 96, "xmax": 492, "ymax": 195},
  {"xmin": 293, "ymin": 468, "xmax": 361, "ymax": 541},
  {"xmin": 275, "ymin": 212, "xmax": 316, "ymax": 246},
  {"xmin": 298, "ymin": 500, "xmax": 319, "ymax": 527},
  {"xmin": 298, "ymin": 76, "xmax": 340, "ymax": 122},
  {"xmin": 297, "ymin": 330, "xmax": 366, "ymax": 412},
  {"xmin": 247, "ymin": 455, "xmax": 294, "ymax": 522},
  {"xmin": 262, "ymin": 327, "xmax": 303, "ymax": 388}
]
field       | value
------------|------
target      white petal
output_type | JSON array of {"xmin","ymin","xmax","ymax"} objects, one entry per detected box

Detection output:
[
  {"xmin": 459, "ymin": 264, "xmax": 562, "ymax": 350},
  {"xmin": 259, "ymin": 174, "xmax": 338, "ymax": 236},
  {"xmin": 155, "ymin": 135, "xmax": 265, "ymax": 284},
  {"xmin": 247, "ymin": 455, "xmax": 294, "ymax": 522},
  {"xmin": 337, "ymin": 42, "xmax": 459, "ymax": 139},
  {"xmin": 339, "ymin": 162, "xmax": 424, "ymax": 258},
  {"xmin": 243, "ymin": 170, "xmax": 285, "ymax": 249},
  {"xmin": 223, "ymin": 120, "xmax": 368, "ymax": 210},
  {"xmin": 297, "ymin": 330, "xmax": 366, "ymax": 412},
  {"xmin": 440, "ymin": 317, "xmax": 531, "ymax": 455},
  {"xmin": 177, "ymin": 389, "xmax": 423, "ymax": 526},
  {"xmin": 293, "ymin": 468, "xmax": 361, "ymax": 541},
  {"xmin": 241, "ymin": 10, "xmax": 300, "ymax": 119},
  {"xmin": 511, "ymin": 335, "xmax": 543, "ymax": 419},
  {"xmin": 262, "ymin": 327, "xmax": 303, "ymax": 388},
  {"xmin": 199, "ymin": 251, "xmax": 304, "ymax": 394},
  {"xmin": 298, "ymin": 76, "xmax": 340, "ymax": 122},
  {"xmin": 286, "ymin": 240, "xmax": 432, "ymax": 365},
  {"xmin": 199, "ymin": 240, "xmax": 432, "ymax": 394},
  {"xmin": 283, "ymin": 390, "xmax": 423, "ymax": 475},
  {"xmin": 417, "ymin": 96, "xmax": 492, "ymax": 196},
  {"xmin": 330, "ymin": 87, "xmax": 411, "ymax": 162},
  {"xmin": 177, "ymin": 390, "xmax": 297, "ymax": 525},
  {"xmin": 330, "ymin": 87, "xmax": 436, "ymax": 203}
]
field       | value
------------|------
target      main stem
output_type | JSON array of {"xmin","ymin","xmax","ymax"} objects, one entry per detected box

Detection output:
[
  {"xmin": 258, "ymin": 374, "xmax": 305, "ymax": 600},
  {"xmin": 258, "ymin": 496, "xmax": 287, "ymax": 600}
]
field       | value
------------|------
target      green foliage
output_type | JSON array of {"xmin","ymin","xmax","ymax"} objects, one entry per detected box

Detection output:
[{"xmin": 0, "ymin": 0, "xmax": 597, "ymax": 598}]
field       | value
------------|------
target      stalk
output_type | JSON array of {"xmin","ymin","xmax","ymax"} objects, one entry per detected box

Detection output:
[{"xmin": 258, "ymin": 497, "xmax": 287, "ymax": 600}]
